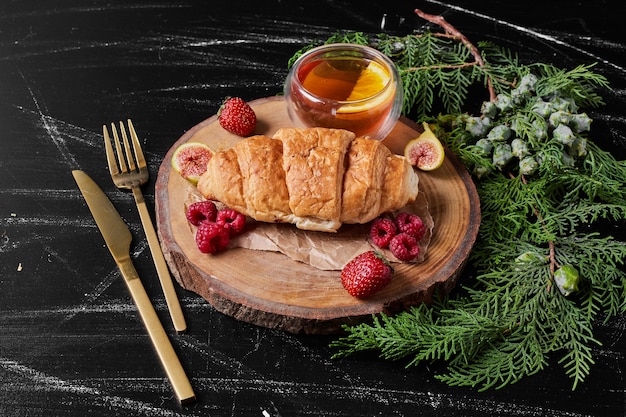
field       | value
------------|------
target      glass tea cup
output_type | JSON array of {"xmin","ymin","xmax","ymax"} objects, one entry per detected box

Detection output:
[{"xmin": 284, "ymin": 43, "xmax": 403, "ymax": 140}]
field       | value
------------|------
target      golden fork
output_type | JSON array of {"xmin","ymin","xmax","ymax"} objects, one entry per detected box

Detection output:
[{"xmin": 104, "ymin": 120, "xmax": 187, "ymax": 333}]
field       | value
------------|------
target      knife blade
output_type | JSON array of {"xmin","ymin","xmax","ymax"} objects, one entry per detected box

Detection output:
[{"xmin": 72, "ymin": 170, "xmax": 195, "ymax": 405}]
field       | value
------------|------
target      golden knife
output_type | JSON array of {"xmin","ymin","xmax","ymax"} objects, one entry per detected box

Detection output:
[{"xmin": 72, "ymin": 170, "xmax": 195, "ymax": 405}]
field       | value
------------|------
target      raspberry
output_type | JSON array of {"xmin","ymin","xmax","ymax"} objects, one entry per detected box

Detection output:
[
  {"xmin": 186, "ymin": 201, "xmax": 218, "ymax": 226},
  {"xmin": 195, "ymin": 221, "xmax": 230, "ymax": 253},
  {"xmin": 389, "ymin": 233, "xmax": 420, "ymax": 262},
  {"xmin": 394, "ymin": 212, "xmax": 426, "ymax": 241},
  {"xmin": 369, "ymin": 217, "xmax": 397, "ymax": 249},
  {"xmin": 216, "ymin": 209, "xmax": 246, "ymax": 236}
]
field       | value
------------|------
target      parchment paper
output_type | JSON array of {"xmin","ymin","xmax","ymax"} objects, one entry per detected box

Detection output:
[{"xmin": 185, "ymin": 191, "xmax": 433, "ymax": 271}]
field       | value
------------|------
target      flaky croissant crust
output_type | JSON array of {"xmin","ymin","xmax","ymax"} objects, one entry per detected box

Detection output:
[{"xmin": 197, "ymin": 127, "xmax": 419, "ymax": 232}]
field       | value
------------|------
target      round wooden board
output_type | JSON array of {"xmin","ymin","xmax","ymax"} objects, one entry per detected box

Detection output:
[{"xmin": 155, "ymin": 96, "xmax": 481, "ymax": 334}]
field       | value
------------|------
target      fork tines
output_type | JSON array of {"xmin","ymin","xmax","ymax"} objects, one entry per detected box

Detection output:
[{"xmin": 103, "ymin": 119, "xmax": 147, "ymax": 177}]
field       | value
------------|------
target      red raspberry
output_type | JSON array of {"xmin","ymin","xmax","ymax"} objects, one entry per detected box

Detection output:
[
  {"xmin": 186, "ymin": 201, "xmax": 217, "ymax": 226},
  {"xmin": 389, "ymin": 233, "xmax": 420, "ymax": 262},
  {"xmin": 369, "ymin": 217, "xmax": 397, "ymax": 249},
  {"xmin": 216, "ymin": 209, "xmax": 246, "ymax": 236},
  {"xmin": 394, "ymin": 212, "xmax": 426, "ymax": 241},
  {"xmin": 195, "ymin": 221, "xmax": 230, "ymax": 253}
]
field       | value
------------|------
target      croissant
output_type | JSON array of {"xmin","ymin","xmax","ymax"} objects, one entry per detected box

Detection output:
[{"xmin": 197, "ymin": 127, "xmax": 419, "ymax": 232}]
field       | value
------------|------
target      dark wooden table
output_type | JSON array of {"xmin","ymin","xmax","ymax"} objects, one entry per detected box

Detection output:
[{"xmin": 1, "ymin": 1, "xmax": 624, "ymax": 416}]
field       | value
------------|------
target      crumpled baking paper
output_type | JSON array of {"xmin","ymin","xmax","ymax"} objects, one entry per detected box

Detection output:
[{"xmin": 185, "ymin": 192, "xmax": 433, "ymax": 271}]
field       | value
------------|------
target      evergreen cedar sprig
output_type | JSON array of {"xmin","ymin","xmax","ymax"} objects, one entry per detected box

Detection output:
[
  {"xmin": 412, "ymin": 8, "xmax": 496, "ymax": 102},
  {"xmin": 289, "ymin": 9, "xmax": 626, "ymax": 390}
]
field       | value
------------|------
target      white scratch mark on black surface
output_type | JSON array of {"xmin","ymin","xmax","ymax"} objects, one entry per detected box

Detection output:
[
  {"xmin": 185, "ymin": 377, "xmax": 590, "ymax": 416},
  {"xmin": 0, "ymin": 358, "xmax": 186, "ymax": 416},
  {"xmin": 426, "ymin": 0, "xmax": 626, "ymax": 74},
  {"xmin": 15, "ymin": 105, "xmax": 102, "ymax": 148},
  {"xmin": 177, "ymin": 336, "xmax": 265, "ymax": 380},
  {"xmin": 1, "ymin": 301, "xmax": 150, "ymax": 319},
  {"xmin": 0, "ymin": 3, "xmax": 190, "ymax": 19},
  {"xmin": 1, "ymin": 214, "xmax": 96, "ymax": 228},
  {"xmin": 59, "ymin": 238, "xmax": 151, "ymax": 324},
  {"xmin": 16, "ymin": 70, "xmax": 81, "ymax": 169}
]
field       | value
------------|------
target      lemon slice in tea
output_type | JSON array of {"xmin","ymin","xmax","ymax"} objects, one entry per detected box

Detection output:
[
  {"xmin": 338, "ymin": 61, "xmax": 393, "ymax": 114},
  {"xmin": 346, "ymin": 61, "xmax": 390, "ymax": 100}
]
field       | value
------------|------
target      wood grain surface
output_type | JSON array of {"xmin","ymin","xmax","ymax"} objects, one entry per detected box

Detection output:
[{"xmin": 155, "ymin": 97, "xmax": 480, "ymax": 333}]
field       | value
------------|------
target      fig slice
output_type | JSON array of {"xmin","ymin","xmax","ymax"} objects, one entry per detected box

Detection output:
[
  {"xmin": 404, "ymin": 122, "xmax": 445, "ymax": 171},
  {"xmin": 171, "ymin": 142, "xmax": 214, "ymax": 184}
]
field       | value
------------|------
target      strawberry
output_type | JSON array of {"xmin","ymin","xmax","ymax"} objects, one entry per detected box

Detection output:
[
  {"xmin": 341, "ymin": 251, "xmax": 393, "ymax": 298},
  {"xmin": 218, "ymin": 97, "xmax": 257, "ymax": 136}
]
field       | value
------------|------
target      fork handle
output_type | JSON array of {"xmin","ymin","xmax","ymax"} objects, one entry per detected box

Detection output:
[
  {"xmin": 118, "ymin": 259, "xmax": 196, "ymax": 404},
  {"xmin": 133, "ymin": 187, "xmax": 188, "ymax": 333}
]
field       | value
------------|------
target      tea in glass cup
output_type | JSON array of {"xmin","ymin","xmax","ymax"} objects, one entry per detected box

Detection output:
[{"xmin": 284, "ymin": 43, "xmax": 403, "ymax": 140}]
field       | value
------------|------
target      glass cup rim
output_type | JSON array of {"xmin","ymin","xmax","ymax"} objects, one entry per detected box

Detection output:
[{"xmin": 289, "ymin": 43, "xmax": 399, "ymax": 105}]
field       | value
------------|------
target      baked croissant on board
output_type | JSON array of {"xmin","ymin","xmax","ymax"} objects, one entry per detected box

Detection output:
[{"xmin": 197, "ymin": 127, "xmax": 419, "ymax": 233}]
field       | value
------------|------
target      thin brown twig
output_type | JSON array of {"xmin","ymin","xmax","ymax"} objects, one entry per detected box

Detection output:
[
  {"xmin": 414, "ymin": 8, "xmax": 497, "ymax": 102},
  {"xmin": 403, "ymin": 61, "xmax": 478, "ymax": 73}
]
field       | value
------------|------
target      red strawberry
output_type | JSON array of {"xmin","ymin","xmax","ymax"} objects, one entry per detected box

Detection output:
[
  {"xmin": 218, "ymin": 97, "xmax": 257, "ymax": 136},
  {"xmin": 341, "ymin": 251, "xmax": 393, "ymax": 298}
]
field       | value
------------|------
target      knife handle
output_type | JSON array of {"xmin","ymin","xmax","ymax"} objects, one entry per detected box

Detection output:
[
  {"xmin": 133, "ymin": 187, "xmax": 187, "ymax": 333},
  {"xmin": 118, "ymin": 260, "xmax": 196, "ymax": 405}
]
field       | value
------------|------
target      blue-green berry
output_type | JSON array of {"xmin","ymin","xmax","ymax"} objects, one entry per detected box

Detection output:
[
  {"xmin": 519, "ymin": 156, "xmax": 538, "ymax": 175},
  {"xmin": 495, "ymin": 93, "xmax": 513, "ymax": 112},
  {"xmin": 511, "ymin": 138, "xmax": 530, "ymax": 158},
  {"xmin": 554, "ymin": 265, "xmax": 580, "ymax": 296},
  {"xmin": 571, "ymin": 113, "xmax": 592, "ymax": 133},
  {"xmin": 465, "ymin": 116, "xmax": 490, "ymax": 137},
  {"xmin": 569, "ymin": 136, "xmax": 588, "ymax": 157},
  {"xmin": 531, "ymin": 99, "xmax": 552, "ymax": 118},
  {"xmin": 553, "ymin": 124, "xmax": 576, "ymax": 146},
  {"xmin": 487, "ymin": 124, "xmax": 512, "ymax": 141},
  {"xmin": 481, "ymin": 101, "xmax": 498, "ymax": 118},
  {"xmin": 474, "ymin": 138, "xmax": 493, "ymax": 156},
  {"xmin": 518, "ymin": 73, "xmax": 538, "ymax": 91},
  {"xmin": 472, "ymin": 164, "xmax": 492, "ymax": 179},
  {"xmin": 493, "ymin": 143, "xmax": 513, "ymax": 168},
  {"xmin": 515, "ymin": 250, "xmax": 547, "ymax": 264},
  {"xmin": 549, "ymin": 110, "xmax": 572, "ymax": 127},
  {"xmin": 551, "ymin": 96, "xmax": 578, "ymax": 113}
]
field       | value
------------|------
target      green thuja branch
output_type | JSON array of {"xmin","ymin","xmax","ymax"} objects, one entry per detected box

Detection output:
[{"xmin": 291, "ymin": 8, "xmax": 626, "ymax": 391}]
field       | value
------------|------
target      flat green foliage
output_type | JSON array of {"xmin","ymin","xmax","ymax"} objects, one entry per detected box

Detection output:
[
  {"xmin": 288, "ymin": 31, "xmax": 480, "ymax": 118},
  {"xmin": 291, "ymin": 30, "xmax": 626, "ymax": 391}
]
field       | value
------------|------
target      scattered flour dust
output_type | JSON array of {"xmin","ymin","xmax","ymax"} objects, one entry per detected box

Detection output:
[{"xmin": 0, "ymin": 357, "xmax": 185, "ymax": 416}]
